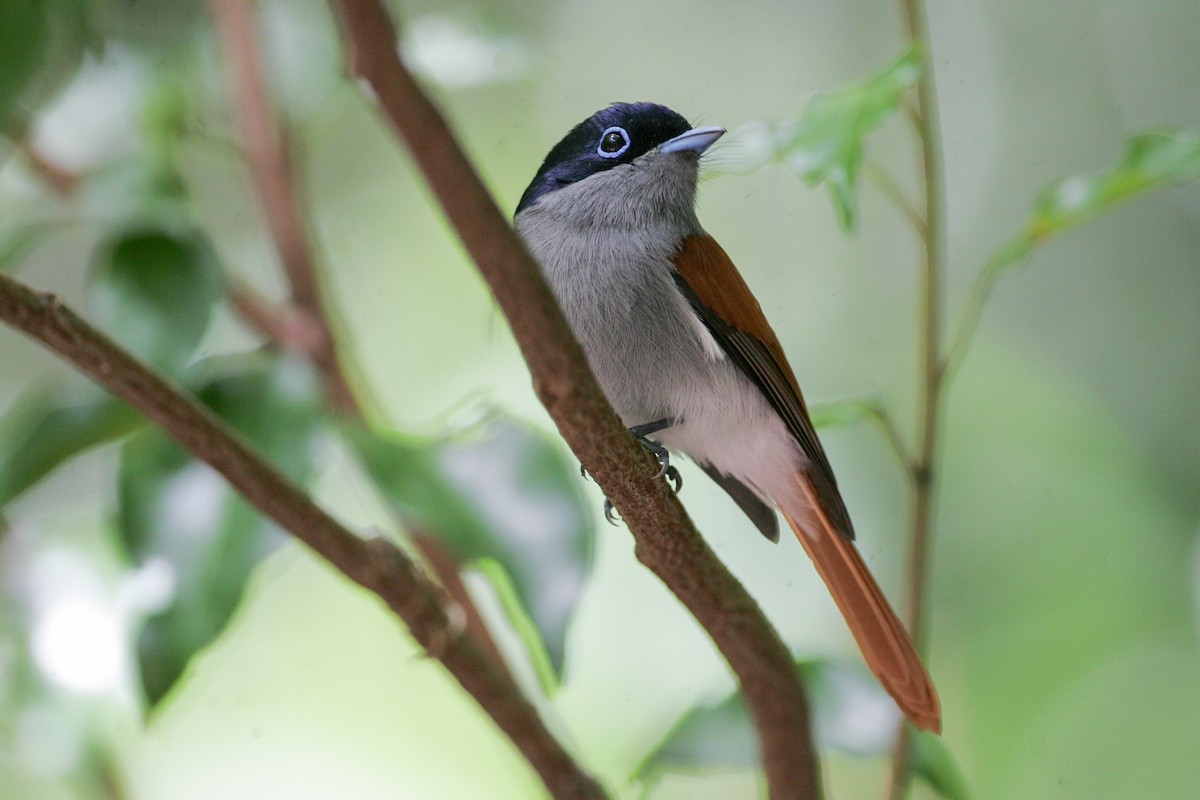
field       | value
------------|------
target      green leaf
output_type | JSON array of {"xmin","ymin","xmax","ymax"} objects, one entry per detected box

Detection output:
[
  {"xmin": 0, "ymin": 0, "xmax": 95, "ymax": 131},
  {"xmin": 912, "ymin": 731, "xmax": 971, "ymax": 800},
  {"xmin": 635, "ymin": 690, "xmax": 757, "ymax": 781},
  {"xmin": 0, "ymin": 222, "xmax": 65, "ymax": 275},
  {"xmin": 636, "ymin": 659, "xmax": 969, "ymax": 799},
  {"xmin": 118, "ymin": 355, "xmax": 323, "ymax": 707},
  {"xmin": 87, "ymin": 228, "xmax": 222, "ymax": 374},
  {"xmin": 636, "ymin": 659, "xmax": 893, "ymax": 780},
  {"xmin": 993, "ymin": 128, "xmax": 1200, "ymax": 273},
  {"xmin": 0, "ymin": 386, "xmax": 144, "ymax": 507},
  {"xmin": 0, "ymin": 0, "xmax": 49, "ymax": 129},
  {"xmin": 349, "ymin": 418, "xmax": 593, "ymax": 685},
  {"xmin": 809, "ymin": 399, "xmax": 875, "ymax": 429},
  {"xmin": 738, "ymin": 48, "xmax": 921, "ymax": 230}
]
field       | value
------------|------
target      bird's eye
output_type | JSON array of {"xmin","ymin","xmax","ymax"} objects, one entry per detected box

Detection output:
[{"xmin": 597, "ymin": 126, "xmax": 631, "ymax": 158}]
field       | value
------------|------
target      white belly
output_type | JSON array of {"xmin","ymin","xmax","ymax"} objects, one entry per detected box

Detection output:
[{"xmin": 517, "ymin": 216, "xmax": 804, "ymax": 507}]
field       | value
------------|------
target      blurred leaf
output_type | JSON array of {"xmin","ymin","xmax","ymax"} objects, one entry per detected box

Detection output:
[
  {"xmin": 349, "ymin": 418, "xmax": 593, "ymax": 685},
  {"xmin": 0, "ymin": 222, "xmax": 66, "ymax": 275},
  {"xmin": 737, "ymin": 48, "xmax": 921, "ymax": 230},
  {"xmin": 635, "ymin": 689, "xmax": 756, "ymax": 781},
  {"xmin": 0, "ymin": 751, "xmax": 74, "ymax": 800},
  {"xmin": 88, "ymin": 228, "xmax": 222, "ymax": 374},
  {"xmin": 118, "ymin": 355, "xmax": 323, "ymax": 707},
  {"xmin": 0, "ymin": 0, "xmax": 49, "ymax": 128},
  {"xmin": 0, "ymin": 386, "xmax": 143, "ymax": 507},
  {"xmin": 0, "ymin": 0, "xmax": 95, "ymax": 131},
  {"xmin": 991, "ymin": 128, "xmax": 1200, "ymax": 273},
  {"xmin": 636, "ymin": 659, "xmax": 889, "ymax": 778},
  {"xmin": 636, "ymin": 659, "xmax": 968, "ymax": 798},
  {"xmin": 810, "ymin": 398, "xmax": 875, "ymax": 429},
  {"xmin": 912, "ymin": 731, "xmax": 971, "ymax": 800}
]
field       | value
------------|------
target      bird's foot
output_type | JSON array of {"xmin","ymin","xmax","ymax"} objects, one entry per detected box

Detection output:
[
  {"xmin": 603, "ymin": 497, "xmax": 619, "ymax": 525},
  {"xmin": 581, "ymin": 418, "xmax": 683, "ymax": 524}
]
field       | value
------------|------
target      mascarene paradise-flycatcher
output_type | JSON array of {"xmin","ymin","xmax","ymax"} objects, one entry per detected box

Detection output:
[{"xmin": 514, "ymin": 102, "xmax": 940, "ymax": 732}]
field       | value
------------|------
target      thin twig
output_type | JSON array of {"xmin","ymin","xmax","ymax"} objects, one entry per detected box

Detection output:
[
  {"xmin": 864, "ymin": 399, "xmax": 915, "ymax": 475},
  {"xmin": 941, "ymin": 251, "xmax": 1017, "ymax": 383},
  {"xmin": 327, "ymin": 1, "xmax": 822, "ymax": 797},
  {"xmin": 207, "ymin": 0, "xmax": 361, "ymax": 417},
  {"xmin": 411, "ymin": 530, "xmax": 510, "ymax": 669},
  {"xmin": 0, "ymin": 272, "xmax": 606, "ymax": 800},
  {"xmin": 865, "ymin": 162, "xmax": 927, "ymax": 244},
  {"xmin": 16, "ymin": 141, "xmax": 83, "ymax": 196},
  {"xmin": 207, "ymin": 0, "xmax": 513, "ymax": 685},
  {"xmin": 226, "ymin": 278, "xmax": 329, "ymax": 357},
  {"xmin": 887, "ymin": 0, "xmax": 947, "ymax": 796}
]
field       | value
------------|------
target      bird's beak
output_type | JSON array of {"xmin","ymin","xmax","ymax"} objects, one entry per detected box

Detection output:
[{"xmin": 659, "ymin": 125, "xmax": 726, "ymax": 155}]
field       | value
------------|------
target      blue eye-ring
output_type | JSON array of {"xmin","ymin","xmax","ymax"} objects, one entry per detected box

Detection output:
[{"xmin": 597, "ymin": 126, "xmax": 631, "ymax": 158}]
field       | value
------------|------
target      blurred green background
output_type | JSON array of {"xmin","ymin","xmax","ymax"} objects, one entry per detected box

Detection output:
[{"xmin": 1, "ymin": 0, "xmax": 1198, "ymax": 798}]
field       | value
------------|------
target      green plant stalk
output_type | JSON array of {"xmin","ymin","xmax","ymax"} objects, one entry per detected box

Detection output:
[{"xmin": 888, "ymin": 0, "xmax": 946, "ymax": 795}]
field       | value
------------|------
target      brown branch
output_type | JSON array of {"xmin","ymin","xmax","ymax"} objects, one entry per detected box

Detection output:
[
  {"xmin": 0, "ymin": 272, "xmax": 605, "ymax": 800},
  {"xmin": 16, "ymin": 141, "xmax": 82, "ymax": 196},
  {"xmin": 888, "ymin": 0, "xmax": 948, "ymax": 795},
  {"xmin": 208, "ymin": 0, "xmax": 517, "ymax": 692},
  {"xmin": 327, "ymin": 1, "xmax": 821, "ymax": 797},
  {"xmin": 207, "ymin": 0, "xmax": 360, "ymax": 417},
  {"xmin": 226, "ymin": 278, "xmax": 328, "ymax": 356}
]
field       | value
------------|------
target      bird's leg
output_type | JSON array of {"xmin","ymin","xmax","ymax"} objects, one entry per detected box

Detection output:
[
  {"xmin": 580, "ymin": 418, "xmax": 683, "ymax": 524},
  {"xmin": 628, "ymin": 418, "xmax": 682, "ymax": 491}
]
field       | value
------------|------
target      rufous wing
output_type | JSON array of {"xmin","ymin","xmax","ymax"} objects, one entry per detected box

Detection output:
[{"xmin": 673, "ymin": 234, "xmax": 941, "ymax": 732}]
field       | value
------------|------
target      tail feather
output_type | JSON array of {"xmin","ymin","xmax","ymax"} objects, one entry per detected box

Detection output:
[{"xmin": 786, "ymin": 476, "xmax": 941, "ymax": 733}]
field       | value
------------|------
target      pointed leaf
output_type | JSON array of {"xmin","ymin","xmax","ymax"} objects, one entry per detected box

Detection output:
[
  {"xmin": 87, "ymin": 228, "xmax": 222, "ymax": 374},
  {"xmin": 636, "ymin": 658, "xmax": 968, "ymax": 798},
  {"xmin": 736, "ymin": 49, "xmax": 921, "ymax": 229},
  {"xmin": 992, "ymin": 128, "xmax": 1200, "ymax": 273},
  {"xmin": 0, "ymin": 386, "xmax": 143, "ymax": 507},
  {"xmin": 118, "ymin": 355, "xmax": 322, "ymax": 706},
  {"xmin": 912, "ymin": 731, "xmax": 971, "ymax": 800},
  {"xmin": 350, "ymin": 418, "xmax": 593, "ymax": 684},
  {"xmin": 809, "ymin": 399, "xmax": 874, "ymax": 429},
  {"xmin": 0, "ymin": 0, "xmax": 49, "ymax": 127},
  {"xmin": 636, "ymin": 659, "xmax": 899, "ymax": 781},
  {"xmin": 0, "ymin": 0, "xmax": 93, "ymax": 128}
]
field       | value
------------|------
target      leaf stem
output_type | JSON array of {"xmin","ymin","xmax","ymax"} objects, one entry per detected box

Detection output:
[
  {"xmin": 865, "ymin": 162, "xmax": 928, "ymax": 244},
  {"xmin": 866, "ymin": 399, "xmax": 917, "ymax": 477},
  {"xmin": 941, "ymin": 249, "xmax": 1022, "ymax": 384},
  {"xmin": 888, "ymin": 0, "xmax": 946, "ymax": 795}
]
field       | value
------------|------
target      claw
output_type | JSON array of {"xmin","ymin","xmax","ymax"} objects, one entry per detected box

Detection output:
[
  {"xmin": 580, "ymin": 463, "xmax": 590, "ymax": 481},
  {"xmin": 665, "ymin": 465, "xmax": 683, "ymax": 493},
  {"xmin": 651, "ymin": 458, "xmax": 668, "ymax": 480},
  {"xmin": 603, "ymin": 497, "xmax": 620, "ymax": 525},
  {"xmin": 639, "ymin": 437, "xmax": 672, "ymax": 480}
]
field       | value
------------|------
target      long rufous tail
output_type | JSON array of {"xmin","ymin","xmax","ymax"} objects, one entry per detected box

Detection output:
[{"xmin": 785, "ymin": 475, "xmax": 941, "ymax": 732}]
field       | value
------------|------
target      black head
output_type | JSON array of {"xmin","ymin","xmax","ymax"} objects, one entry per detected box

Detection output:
[{"xmin": 516, "ymin": 102, "xmax": 693, "ymax": 215}]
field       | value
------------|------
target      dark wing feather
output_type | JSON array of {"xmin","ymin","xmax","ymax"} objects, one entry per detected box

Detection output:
[
  {"xmin": 699, "ymin": 463, "xmax": 780, "ymax": 542},
  {"xmin": 672, "ymin": 235, "xmax": 855, "ymax": 540}
]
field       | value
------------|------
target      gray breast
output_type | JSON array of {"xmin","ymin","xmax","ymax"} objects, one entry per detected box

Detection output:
[{"xmin": 517, "ymin": 214, "xmax": 711, "ymax": 425}]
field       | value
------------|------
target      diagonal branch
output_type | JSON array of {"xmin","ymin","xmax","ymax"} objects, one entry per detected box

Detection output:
[
  {"xmin": 207, "ymin": 0, "xmax": 512, "ymax": 678},
  {"xmin": 327, "ymin": 1, "xmax": 821, "ymax": 797},
  {"xmin": 0, "ymin": 272, "xmax": 605, "ymax": 800},
  {"xmin": 207, "ymin": 0, "xmax": 360, "ymax": 417}
]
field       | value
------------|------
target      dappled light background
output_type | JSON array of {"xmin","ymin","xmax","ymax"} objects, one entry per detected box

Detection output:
[{"xmin": 1, "ymin": 0, "xmax": 1198, "ymax": 799}]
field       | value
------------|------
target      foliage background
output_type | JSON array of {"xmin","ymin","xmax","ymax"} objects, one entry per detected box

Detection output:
[{"xmin": 1, "ymin": 0, "xmax": 1197, "ymax": 798}]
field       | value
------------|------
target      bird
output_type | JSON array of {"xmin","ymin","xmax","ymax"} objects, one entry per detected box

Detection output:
[{"xmin": 513, "ymin": 101, "xmax": 940, "ymax": 733}]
